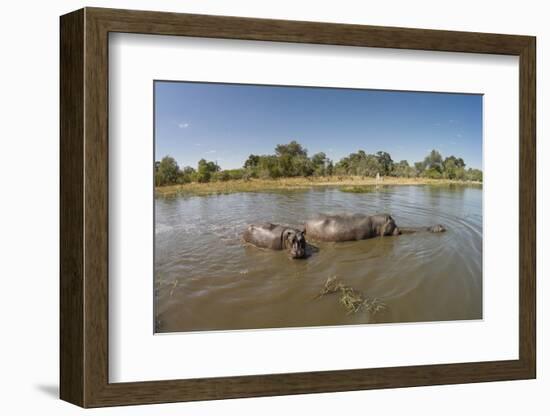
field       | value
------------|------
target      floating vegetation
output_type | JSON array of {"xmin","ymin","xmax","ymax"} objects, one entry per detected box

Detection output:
[
  {"xmin": 169, "ymin": 280, "xmax": 178, "ymax": 297},
  {"xmin": 314, "ymin": 275, "xmax": 345, "ymax": 298},
  {"xmin": 362, "ymin": 297, "xmax": 387, "ymax": 314},
  {"xmin": 316, "ymin": 276, "xmax": 387, "ymax": 315},
  {"xmin": 339, "ymin": 185, "xmax": 376, "ymax": 194},
  {"xmin": 339, "ymin": 286, "xmax": 365, "ymax": 313}
]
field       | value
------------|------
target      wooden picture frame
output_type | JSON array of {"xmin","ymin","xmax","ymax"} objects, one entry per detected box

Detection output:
[{"xmin": 60, "ymin": 7, "xmax": 536, "ymax": 408}]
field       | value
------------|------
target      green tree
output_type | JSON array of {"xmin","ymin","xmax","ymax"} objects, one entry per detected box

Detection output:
[
  {"xmin": 197, "ymin": 159, "xmax": 220, "ymax": 183},
  {"xmin": 375, "ymin": 151, "xmax": 394, "ymax": 176},
  {"xmin": 243, "ymin": 154, "xmax": 260, "ymax": 169},
  {"xmin": 155, "ymin": 156, "xmax": 180, "ymax": 186},
  {"xmin": 359, "ymin": 154, "xmax": 382, "ymax": 177},
  {"xmin": 277, "ymin": 154, "xmax": 294, "ymax": 177},
  {"xmin": 275, "ymin": 140, "xmax": 308, "ymax": 158},
  {"xmin": 156, "ymin": 142, "xmax": 482, "ymax": 186},
  {"xmin": 272, "ymin": 141, "xmax": 312, "ymax": 177},
  {"xmin": 466, "ymin": 168, "xmax": 483, "ymax": 182},
  {"xmin": 182, "ymin": 166, "xmax": 196, "ymax": 176},
  {"xmin": 443, "ymin": 157, "xmax": 458, "ymax": 179},
  {"xmin": 423, "ymin": 150, "xmax": 443, "ymax": 172},
  {"xmin": 176, "ymin": 166, "xmax": 196, "ymax": 184},
  {"xmin": 311, "ymin": 152, "xmax": 327, "ymax": 176},
  {"xmin": 333, "ymin": 150, "xmax": 383, "ymax": 177},
  {"xmin": 393, "ymin": 160, "xmax": 414, "ymax": 177},
  {"xmin": 424, "ymin": 167, "xmax": 443, "ymax": 179},
  {"xmin": 334, "ymin": 157, "xmax": 350, "ymax": 175},
  {"xmin": 455, "ymin": 166, "xmax": 466, "ymax": 180},
  {"xmin": 311, "ymin": 152, "xmax": 326, "ymax": 167},
  {"xmin": 442, "ymin": 155, "xmax": 467, "ymax": 179},
  {"xmin": 326, "ymin": 160, "xmax": 334, "ymax": 176},
  {"xmin": 292, "ymin": 155, "xmax": 315, "ymax": 177},
  {"xmin": 213, "ymin": 171, "xmax": 231, "ymax": 181},
  {"xmin": 257, "ymin": 155, "xmax": 281, "ymax": 179},
  {"xmin": 414, "ymin": 161, "xmax": 425, "ymax": 176}
]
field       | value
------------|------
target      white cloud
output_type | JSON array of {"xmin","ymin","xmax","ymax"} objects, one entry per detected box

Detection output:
[
  {"xmin": 456, "ymin": 133, "xmax": 462, "ymax": 138},
  {"xmin": 205, "ymin": 150, "xmax": 217, "ymax": 154},
  {"xmin": 178, "ymin": 122, "xmax": 189, "ymax": 128}
]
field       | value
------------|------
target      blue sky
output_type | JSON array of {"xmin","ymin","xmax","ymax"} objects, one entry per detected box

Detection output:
[{"xmin": 154, "ymin": 81, "xmax": 482, "ymax": 170}]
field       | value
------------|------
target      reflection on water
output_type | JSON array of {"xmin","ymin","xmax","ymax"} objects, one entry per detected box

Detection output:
[{"xmin": 155, "ymin": 185, "xmax": 482, "ymax": 332}]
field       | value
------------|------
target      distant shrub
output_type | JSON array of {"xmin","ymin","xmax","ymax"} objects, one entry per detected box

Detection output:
[
  {"xmin": 154, "ymin": 143, "xmax": 482, "ymax": 187},
  {"xmin": 423, "ymin": 167, "xmax": 443, "ymax": 179},
  {"xmin": 225, "ymin": 169, "xmax": 245, "ymax": 180}
]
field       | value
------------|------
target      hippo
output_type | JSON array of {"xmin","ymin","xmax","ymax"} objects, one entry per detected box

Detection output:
[
  {"xmin": 242, "ymin": 223, "xmax": 307, "ymax": 259},
  {"xmin": 305, "ymin": 213, "xmax": 445, "ymax": 242},
  {"xmin": 427, "ymin": 224, "xmax": 447, "ymax": 233},
  {"xmin": 399, "ymin": 224, "xmax": 447, "ymax": 234},
  {"xmin": 305, "ymin": 214, "xmax": 400, "ymax": 242}
]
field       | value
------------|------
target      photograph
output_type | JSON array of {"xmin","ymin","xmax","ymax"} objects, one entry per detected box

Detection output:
[{"xmin": 153, "ymin": 81, "xmax": 483, "ymax": 333}]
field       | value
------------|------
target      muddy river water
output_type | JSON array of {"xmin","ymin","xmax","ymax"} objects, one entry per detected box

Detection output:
[{"xmin": 155, "ymin": 185, "xmax": 482, "ymax": 332}]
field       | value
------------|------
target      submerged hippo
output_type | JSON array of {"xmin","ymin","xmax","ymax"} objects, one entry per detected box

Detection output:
[
  {"xmin": 242, "ymin": 223, "xmax": 307, "ymax": 259},
  {"xmin": 305, "ymin": 214, "xmax": 400, "ymax": 242},
  {"xmin": 305, "ymin": 213, "xmax": 445, "ymax": 242},
  {"xmin": 399, "ymin": 224, "xmax": 447, "ymax": 234}
]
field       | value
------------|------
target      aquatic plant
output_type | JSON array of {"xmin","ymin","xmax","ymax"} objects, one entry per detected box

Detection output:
[
  {"xmin": 314, "ymin": 275, "xmax": 345, "ymax": 298},
  {"xmin": 339, "ymin": 286, "xmax": 365, "ymax": 314},
  {"xmin": 362, "ymin": 297, "xmax": 387, "ymax": 314},
  {"xmin": 339, "ymin": 185, "xmax": 375, "ymax": 193},
  {"xmin": 169, "ymin": 279, "xmax": 178, "ymax": 297},
  {"xmin": 316, "ymin": 276, "xmax": 387, "ymax": 315}
]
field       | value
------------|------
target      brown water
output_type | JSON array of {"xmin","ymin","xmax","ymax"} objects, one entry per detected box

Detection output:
[{"xmin": 154, "ymin": 185, "xmax": 482, "ymax": 333}]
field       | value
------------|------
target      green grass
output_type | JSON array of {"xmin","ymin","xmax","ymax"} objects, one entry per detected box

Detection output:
[
  {"xmin": 156, "ymin": 176, "xmax": 482, "ymax": 197},
  {"xmin": 339, "ymin": 185, "xmax": 377, "ymax": 193}
]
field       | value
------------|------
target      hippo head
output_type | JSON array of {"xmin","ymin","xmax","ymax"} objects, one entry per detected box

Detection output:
[
  {"xmin": 428, "ymin": 224, "xmax": 446, "ymax": 233},
  {"xmin": 282, "ymin": 229, "xmax": 306, "ymax": 259},
  {"xmin": 381, "ymin": 215, "xmax": 401, "ymax": 236}
]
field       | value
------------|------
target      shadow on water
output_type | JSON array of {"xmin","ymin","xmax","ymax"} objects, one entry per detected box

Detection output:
[{"xmin": 155, "ymin": 185, "xmax": 483, "ymax": 333}]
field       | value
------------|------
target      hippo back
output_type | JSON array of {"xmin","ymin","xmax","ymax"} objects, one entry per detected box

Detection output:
[
  {"xmin": 305, "ymin": 214, "xmax": 375, "ymax": 242},
  {"xmin": 242, "ymin": 223, "xmax": 284, "ymax": 250}
]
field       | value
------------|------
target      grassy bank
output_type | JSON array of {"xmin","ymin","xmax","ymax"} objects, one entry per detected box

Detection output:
[{"xmin": 155, "ymin": 176, "xmax": 481, "ymax": 197}]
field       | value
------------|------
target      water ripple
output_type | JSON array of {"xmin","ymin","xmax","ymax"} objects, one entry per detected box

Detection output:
[{"xmin": 155, "ymin": 185, "xmax": 483, "ymax": 332}]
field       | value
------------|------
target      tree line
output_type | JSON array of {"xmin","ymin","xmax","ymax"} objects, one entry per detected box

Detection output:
[{"xmin": 155, "ymin": 140, "xmax": 482, "ymax": 186}]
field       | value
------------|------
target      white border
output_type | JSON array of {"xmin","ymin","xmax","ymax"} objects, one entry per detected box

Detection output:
[{"xmin": 109, "ymin": 33, "xmax": 519, "ymax": 382}]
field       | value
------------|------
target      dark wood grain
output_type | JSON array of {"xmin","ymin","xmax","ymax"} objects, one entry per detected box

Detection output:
[
  {"xmin": 518, "ymin": 38, "xmax": 536, "ymax": 376},
  {"xmin": 60, "ymin": 7, "xmax": 536, "ymax": 408},
  {"xmin": 88, "ymin": 7, "xmax": 532, "ymax": 55},
  {"xmin": 59, "ymin": 8, "xmax": 84, "ymax": 407},
  {"xmin": 83, "ymin": 10, "xmax": 110, "ymax": 406}
]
